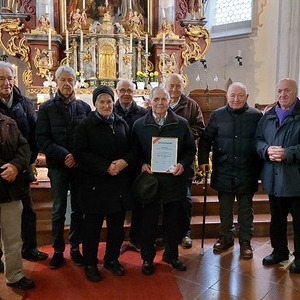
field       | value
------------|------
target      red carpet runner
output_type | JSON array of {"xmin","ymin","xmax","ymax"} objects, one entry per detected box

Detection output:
[{"xmin": 22, "ymin": 243, "xmax": 183, "ymax": 300}]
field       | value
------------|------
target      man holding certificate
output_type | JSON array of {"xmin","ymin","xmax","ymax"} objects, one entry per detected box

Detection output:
[{"xmin": 131, "ymin": 86, "xmax": 196, "ymax": 275}]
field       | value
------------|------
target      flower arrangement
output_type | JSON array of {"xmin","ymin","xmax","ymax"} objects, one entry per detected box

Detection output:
[
  {"xmin": 149, "ymin": 71, "xmax": 159, "ymax": 82},
  {"xmin": 136, "ymin": 71, "xmax": 147, "ymax": 82}
]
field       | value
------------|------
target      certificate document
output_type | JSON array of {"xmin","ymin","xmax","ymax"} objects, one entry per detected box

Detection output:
[{"xmin": 151, "ymin": 137, "xmax": 178, "ymax": 173}]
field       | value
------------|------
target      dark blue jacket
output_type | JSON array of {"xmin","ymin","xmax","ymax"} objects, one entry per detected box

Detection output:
[
  {"xmin": 255, "ymin": 98, "xmax": 300, "ymax": 197},
  {"xmin": 36, "ymin": 93, "xmax": 91, "ymax": 169}
]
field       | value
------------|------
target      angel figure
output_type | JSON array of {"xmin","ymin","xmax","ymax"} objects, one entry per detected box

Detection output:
[
  {"xmin": 129, "ymin": 10, "xmax": 144, "ymax": 37},
  {"xmin": 69, "ymin": 8, "xmax": 86, "ymax": 34}
]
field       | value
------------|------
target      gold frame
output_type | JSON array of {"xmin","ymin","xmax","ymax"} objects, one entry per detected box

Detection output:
[{"xmin": 60, "ymin": 0, "xmax": 153, "ymax": 35}]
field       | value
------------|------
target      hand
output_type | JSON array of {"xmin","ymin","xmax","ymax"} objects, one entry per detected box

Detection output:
[
  {"xmin": 64, "ymin": 153, "xmax": 77, "ymax": 168},
  {"xmin": 0, "ymin": 163, "xmax": 18, "ymax": 182},
  {"xmin": 141, "ymin": 163, "xmax": 152, "ymax": 174},
  {"xmin": 172, "ymin": 163, "xmax": 184, "ymax": 176},
  {"xmin": 107, "ymin": 159, "xmax": 128, "ymax": 176},
  {"xmin": 267, "ymin": 146, "xmax": 286, "ymax": 162}
]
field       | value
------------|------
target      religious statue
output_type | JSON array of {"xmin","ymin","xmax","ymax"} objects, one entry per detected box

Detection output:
[
  {"xmin": 157, "ymin": 17, "xmax": 179, "ymax": 39},
  {"xmin": 129, "ymin": 10, "xmax": 144, "ymax": 37},
  {"xmin": 1, "ymin": 0, "xmax": 22, "ymax": 13},
  {"xmin": 36, "ymin": 15, "xmax": 51, "ymax": 34},
  {"xmin": 189, "ymin": 0, "xmax": 204, "ymax": 20},
  {"xmin": 69, "ymin": 8, "xmax": 87, "ymax": 34},
  {"xmin": 120, "ymin": 0, "xmax": 144, "ymax": 19}
]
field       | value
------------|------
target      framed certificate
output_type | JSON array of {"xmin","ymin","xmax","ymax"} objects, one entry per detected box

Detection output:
[{"xmin": 151, "ymin": 137, "xmax": 178, "ymax": 173}]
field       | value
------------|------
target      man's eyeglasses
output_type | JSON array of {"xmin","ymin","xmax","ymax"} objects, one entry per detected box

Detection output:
[{"xmin": 118, "ymin": 89, "xmax": 134, "ymax": 94}]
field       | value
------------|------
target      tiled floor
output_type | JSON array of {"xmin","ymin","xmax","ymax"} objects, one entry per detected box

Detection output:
[
  {"xmin": 176, "ymin": 237, "xmax": 300, "ymax": 300},
  {"xmin": 1, "ymin": 237, "xmax": 300, "ymax": 300}
]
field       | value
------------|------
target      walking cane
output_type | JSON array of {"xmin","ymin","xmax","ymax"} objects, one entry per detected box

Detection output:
[{"xmin": 200, "ymin": 165, "xmax": 209, "ymax": 255}]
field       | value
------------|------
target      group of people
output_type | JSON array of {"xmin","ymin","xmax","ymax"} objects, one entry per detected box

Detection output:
[{"xmin": 1, "ymin": 60, "xmax": 300, "ymax": 289}]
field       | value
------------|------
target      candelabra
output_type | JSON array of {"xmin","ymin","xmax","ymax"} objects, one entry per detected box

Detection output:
[
  {"xmin": 64, "ymin": 49, "xmax": 72, "ymax": 66},
  {"xmin": 144, "ymin": 51, "xmax": 150, "ymax": 87},
  {"xmin": 43, "ymin": 71, "xmax": 56, "ymax": 98},
  {"xmin": 160, "ymin": 51, "xmax": 167, "ymax": 86},
  {"xmin": 235, "ymin": 55, "xmax": 243, "ymax": 66}
]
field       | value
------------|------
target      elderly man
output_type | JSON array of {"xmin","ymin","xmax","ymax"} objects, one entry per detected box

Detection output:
[
  {"xmin": 255, "ymin": 79, "xmax": 300, "ymax": 273},
  {"xmin": 198, "ymin": 82, "xmax": 262, "ymax": 259},
  {"xmin": 36, "ymin": 66, "xmax": 91, "ymax": 268},
  {"xmin": 114, "ymin": 79, "xmax": 147, "ymax": 251},
  {"xmin": 165, "ymin": 73, "xmax": 205, "ymax": 249},
  {"xmin": 0, "ymin": 61, "xmax": 47, "ymax": 269},
  {"xmin": 0, "ymin": 112, "xmax": 34, "ymax": 290},
  {"xmin": 132, "ymin": 86, "xmax": 196, "ymax": 275}
]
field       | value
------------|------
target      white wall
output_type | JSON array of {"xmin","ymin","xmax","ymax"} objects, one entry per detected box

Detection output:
[{"xmin": 184, "ymin": 0, "xmax": 280, "ymax": 108}]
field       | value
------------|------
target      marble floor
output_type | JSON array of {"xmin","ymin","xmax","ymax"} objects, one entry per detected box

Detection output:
[
  {"xmin": 176, "ymin": 237, "xmax": 300, "ymax": 300},
  {"xmin": 1, "ymin": 237, "xmax": 300, "ymax": 300}
]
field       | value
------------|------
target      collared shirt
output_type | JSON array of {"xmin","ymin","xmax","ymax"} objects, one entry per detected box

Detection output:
[
  {"xmin": 0, "ymin": 93, "xmax": 13, "ymax": 108},
  {"xmin": 120, "ymin": 102, "xmax": 132, "ymax": 112},
  {"xmin": 169, "ymin": 98, "xmax": 180, "ymax": 109},
  {"xmin": 152, "ymin": 111, "xmax": 168, "ymax": 126}
]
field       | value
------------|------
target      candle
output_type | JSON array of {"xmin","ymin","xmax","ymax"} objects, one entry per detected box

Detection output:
[
  {"xmin": 145, "ymin": 34, "xmax": 148, "ymax": 53},
  {"xmin": 80, "ymin": 30, "xmax": 83, "ymax": 52},
  {"xmin": 129, "ymin": 0, "xmax": 132, "ymax": 10},
  {"xmin": 129, "ymin": 33, "xmax": 133, "ymax": 52},
  {"xmin": 162, "ymin": 8, "xmax": 165, "ymax": 18},
  {"xmin": 238, "ymin": 50, "xmax": 241, "ymax": 57},
  {"xmin": 48, "ymin": 28, "xmax": 51, "ymax": 50},
  {"xmin": 45, "ymin": 4, "xmax": 49, "ymax": 14},
  {"xmin": 83, "ymin": 0, "xmax": 86, "ymax": 10},
  {"xmin": 66, "ymin": 30, "xmax": 69, "ymax": 51},
  {"xmin": 162, "ymin": 32, "xmax": 165, "ymax": 53}
]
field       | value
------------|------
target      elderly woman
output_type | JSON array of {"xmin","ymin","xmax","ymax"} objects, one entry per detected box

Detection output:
[{"xmin": 74, "ymin": 86, "xmax": 135, "ymax": 282}]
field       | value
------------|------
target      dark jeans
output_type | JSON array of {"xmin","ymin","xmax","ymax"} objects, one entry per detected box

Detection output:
[
  {"xmin": 21, "ymin": 184, "xmax": 37, "ymax": 252},
  {"xmin": 48, "ymin": 168, "xmax": 83, "ymax": 253},
  {"xmin": 141, "ymin": 201, "xmax": 181, "ymax": 262},
  {"xmin": 269, "ymin": 195, "xmax": 300, "ymax": 258},
  {"xmin": 83, "ymin": 211, "xmax": 126, "ymax": 266},
  {"xmin": 218, "ymin": 191, "xmax": 254, "ymax": 242}
]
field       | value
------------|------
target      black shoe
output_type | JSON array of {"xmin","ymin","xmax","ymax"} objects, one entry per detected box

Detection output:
[
  {"xmin": 7, "ymin": 276, "xmax": 35, "ymax": 290},
  {"xmin": 155, "ymin": 237, "xmax": 165, "ymax": 248},
  {"xmin": 240, "ymin": 240, "xmax": 253, "ymax": 259},
  {"xmin": 181, "ymin": 236, "xmax": 193, "ymax": 249},
  {"xmin": 49, "ymin": 252, "xmax": 65, "ymax": 269},
  {"xmin": 142, "ymin": 260, "xmax": 154, "ymax": 275},
  {"xmin": 70, "ymin": 250, "xmax": 84, "ymax": 266},
  {"xmin": 84, "ymin": 265, "xmax": 102, "ymax": 282},
  {"xmin": 289, "ymin": 258, "xmax": 300, "ymax": 273},
  {"xmin": 168, "ymin": 259, "xmax": 187, "ymax": 271},
  {"xmin": 104, "ymin": 260, "xmax": 125, "ymax": 276},
  {"xmin": 22, "ymin": 248, "xmax": 48, "ymax": 261},
  {"xmin": 162, "ymin": 251, "xmax": 169, "ymax": 263},
  {"xmin": 0, "ymin": 260, "xmax": 4, "ymax": 273},
  {"xmin": 262, "ymin": 252, "xmax": 289, "ymax": 265},
  {"xmin": 213, "ymin": 238, "xmax": 234, "ymax": 252}
]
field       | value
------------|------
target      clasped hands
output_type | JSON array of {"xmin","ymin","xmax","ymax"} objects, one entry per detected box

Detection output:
[
  {"xmin": 267, "ymin": 145, "xmax": 286, "ymax": 162},
  {"xmin": 107, "ymin": 159, "xmax": 128, "ymax": 176}
]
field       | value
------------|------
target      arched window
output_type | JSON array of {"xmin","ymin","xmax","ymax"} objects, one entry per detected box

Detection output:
[{"xmin": 205, "ymin": 0, "xmax": 255, "ymax": 40}]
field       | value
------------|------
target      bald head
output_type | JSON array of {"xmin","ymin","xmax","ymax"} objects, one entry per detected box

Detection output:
[{"xmin": 276, "ymin": 78, "xmax": 298, "ymax": 109}]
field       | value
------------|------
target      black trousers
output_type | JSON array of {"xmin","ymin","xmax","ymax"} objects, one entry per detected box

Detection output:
[
  {"xmin": 141, "ymin": 201, "xmax": 181, "ymax": 262},
  {"xmin": 269, "ymin": 195, "xmax": 300, "ymax": 258},
  {"xmin": 83, "ymin": 210, "xmax": 125, "ymax": 266}
]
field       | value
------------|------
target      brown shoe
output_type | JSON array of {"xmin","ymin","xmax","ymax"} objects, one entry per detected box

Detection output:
[
  {"xmin": 240, "ymin": 240, "xmax": 253, "ymax": 259},
  {"xmin": 213, "ymin": 238, "xmax": 234, "ymax": 252}
]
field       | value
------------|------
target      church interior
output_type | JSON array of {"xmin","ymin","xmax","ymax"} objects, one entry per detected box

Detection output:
[{"xmin": 1, "ymin": 0, "xmax": 300, "ymax": 299}]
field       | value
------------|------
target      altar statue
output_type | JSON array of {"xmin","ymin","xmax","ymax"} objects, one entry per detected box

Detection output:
[
  {"xmin": 189, "ymin": 0, "xmax": 204, "ymax": 20},
  {"xmin": 129, "ymin": 10, "xmax": 144, "ymax": 37}
]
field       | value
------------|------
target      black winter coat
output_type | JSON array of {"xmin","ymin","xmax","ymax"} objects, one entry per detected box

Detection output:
[
  {"xmin": 132, "ymin": 109, "xmax": 196, "ymax": 204},
  {"xmin": 74, "ymin": 112, "xmax": 136, "ymax": 214},
  {"xmin": 114, "ymin": 99, "xmax": 148, "ymax": 129},
  {"xmin": 0, "ymin": 86, "xmax": 38, "ymax": 164},
  {"xmin": 36, "ymin": 93, "xmax": 91, "ymax": 169},
  {"xmin": 198, "ymin": 104, "xmax": 262, "ymax": 193}
]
